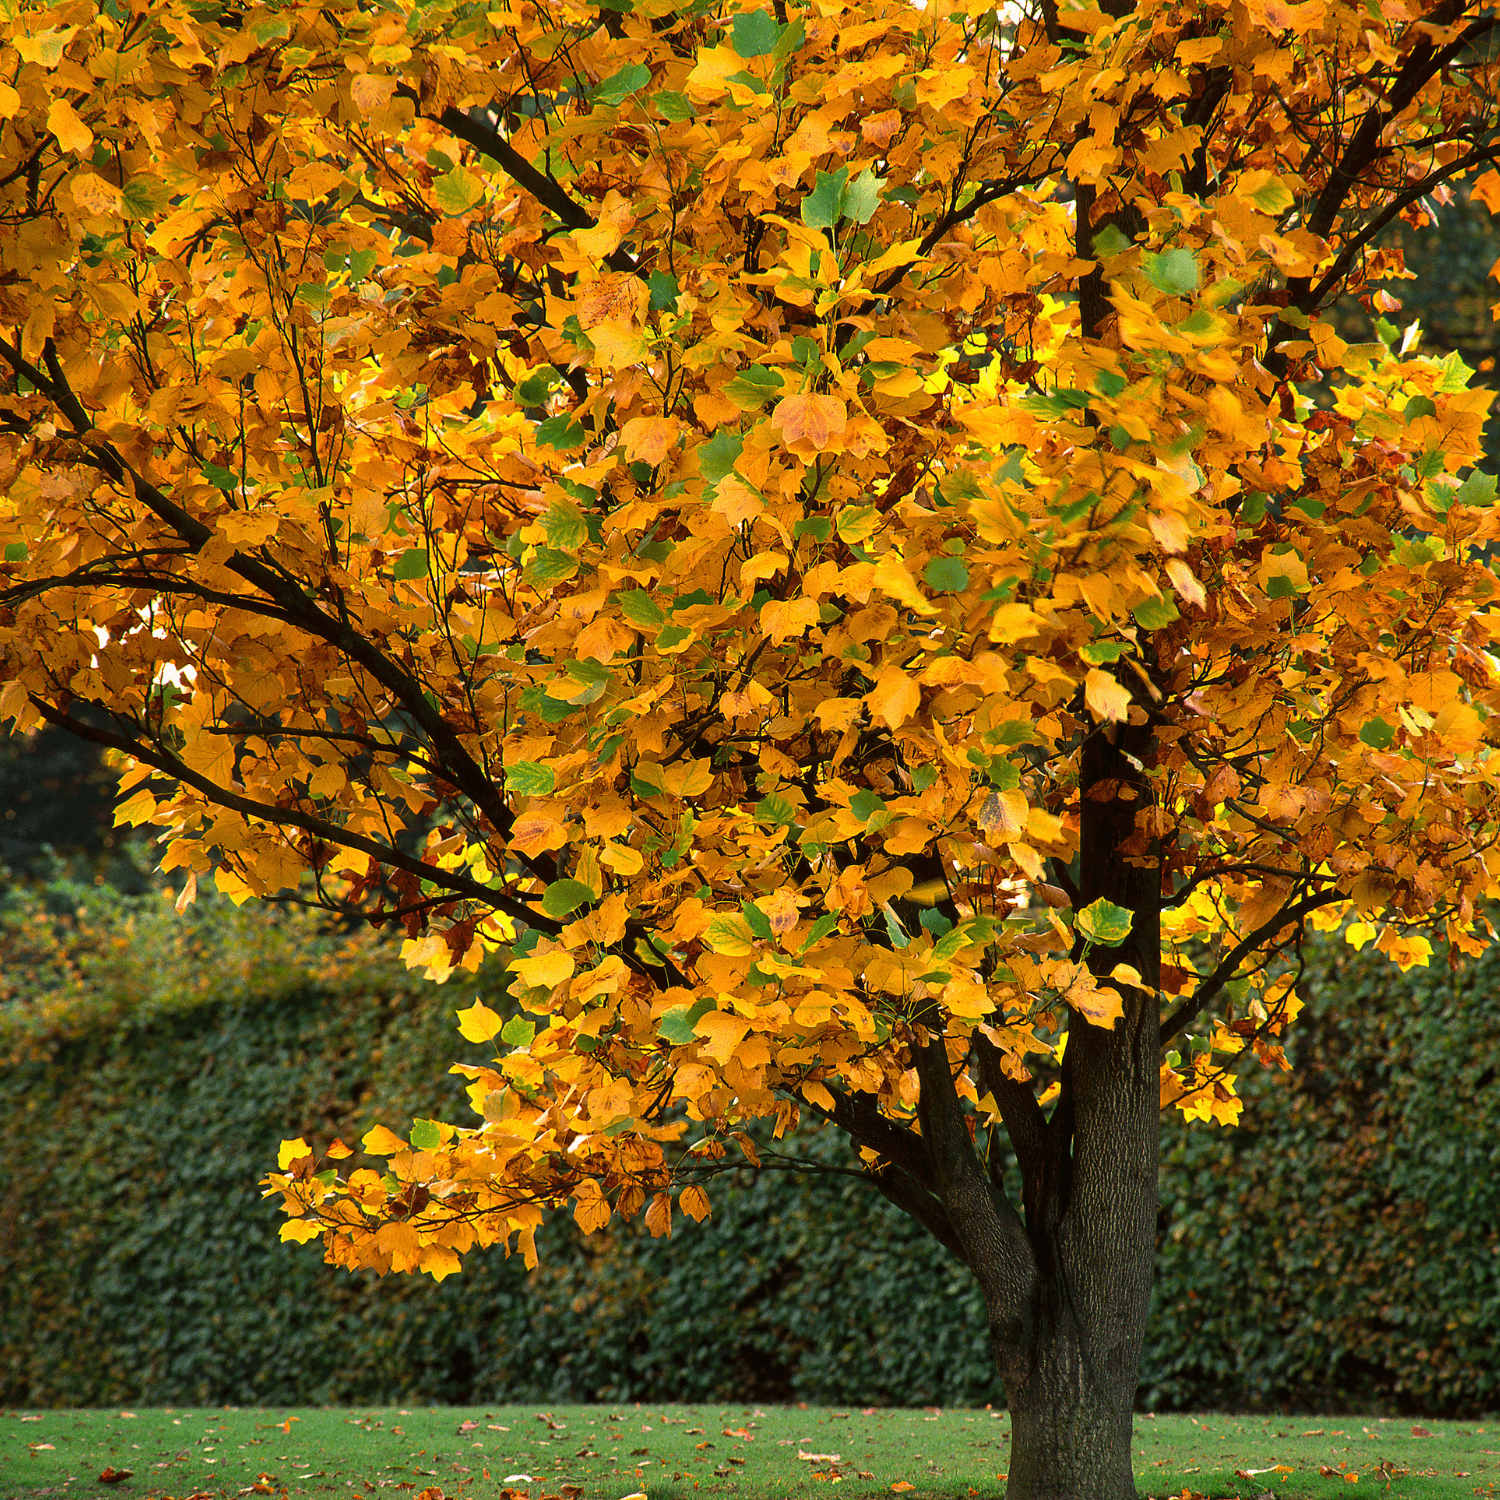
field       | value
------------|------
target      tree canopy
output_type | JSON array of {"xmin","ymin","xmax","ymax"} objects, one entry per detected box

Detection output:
[{"xmin": 5, "ymin": 0, "xmax": 1500, "ymax": 1487}]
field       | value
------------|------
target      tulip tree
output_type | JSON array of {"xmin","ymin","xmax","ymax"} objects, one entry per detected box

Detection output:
[{"xmin": 6, "ymin": 0, "xmax": 1500, "ymax": 1492}]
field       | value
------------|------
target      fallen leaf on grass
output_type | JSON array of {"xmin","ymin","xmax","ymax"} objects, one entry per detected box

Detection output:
[
  {"xmin": 415, "ymin": 1488, "xmax": 446, "ymax": 1500},
  {"xmin": 457, "ymin": 1420, "xmax": 480, "ymax": 1434},
  {"xmin": 98, "ymin": 1468, "xmax": 133, "ymax": 1484},
  {"xmin": 891, "ymin": 1484, "xmax": 915, "ymax": 1493},
  {"xmin": 799, "ymin": 1452, "xmax": 843, "ymax": 1462},
  {"xmin": 1413, "ymin": 1427, "xmax": 1435, "ymax": 1437},
  {"xmin": 29, "ymin": 1443, "xmax": 56, "ymax": 1451},
  {"xmin": 561, "ymin": 1486, "xmax": 584, "ymax": 1499}
]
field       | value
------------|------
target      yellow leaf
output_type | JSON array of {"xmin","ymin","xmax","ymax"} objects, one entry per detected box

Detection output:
[
  {"xmin": 362, "ymin": 1124, "xmax": 409, "ymax": 1155},
  {"xmin": 760, "ymin": 595, "xmax": 820, "ymax": 643},
  {"xmin": 865, "ymin": 664, "xmax": 921, "ymax": 729},
  {"xmin": 374, "ymin": 1221, "xmax": 422, "ymax": 1270},
  {"xmin": 771, "ymin": 393, "xmax": 847, "ymax": 458},
  {"xmin": 644, "ymin": 1191, "xmax": 673, "ymax": 1238},
  {"xmin": 350, "ymin": 72, "xmax": 397, "ymax": 112},
  {"xmin": 418, "ymin": 1245, "xmax": 462, "ymax": 1281},
  {"xmin": 47, "ymin": 98, "xmax": 93, "ymax": 154},
  {"xmin": 589, "ymin": 318, "xmax": 649, "ymax": 371},
  {"xmin": 277, "ymin": 1137, "xmax": 312, "ymax": 1169},
  {"xmin": 69, "ymin": 172, "xmax": 121, "ymax": 216},
  {"xmin": 695, "ymin": 1009, "xmax": 753, "ymax": 1063},
  {"xmin": 977, "ymin": 789, "xmax": 1027, "ymax": 839},
  {"xmin": 279, "ymin": 1219, "xmax": 324, "ymax": 1244},
  {"xmin": 1084, "ymin": 668, "xmax": 1131, "ymax": 723},
  {"xmin": 620, "ymin": 415, "xmax": 680, "ymax": 465},
  {"xmin": 456, "ymin": 999, "xmax": 504, "ymax": 1042},
  {"xmin": 801, "ymin": 1080, "xmax": 836, "ymax": 1112},
  {"xmin": 572, "ymin": 1179, "xmax": 612, "ymax": 1234},
  {"xmin": 679, "ymin": 1183, "xmax": 712, "ymax": 1222},
  {"xmin": 685, "ymin": 44, "xmax": 743, "ymax": 98},
  {"xmin": 512, "ymin": 946, "xmax": 576, "ymax": 989}
]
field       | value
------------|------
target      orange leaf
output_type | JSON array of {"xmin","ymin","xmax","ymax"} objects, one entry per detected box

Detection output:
[{"xmin": 771, "ymin": 393, "xmax": 847, "ymax": 458}]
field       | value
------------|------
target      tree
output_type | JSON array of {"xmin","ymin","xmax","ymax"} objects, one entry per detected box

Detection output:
[{"xmin": 4, "ymin": 0, "xmax": 1500, "ymax": 1492}]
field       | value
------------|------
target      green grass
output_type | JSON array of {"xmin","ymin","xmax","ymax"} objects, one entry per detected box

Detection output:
[{"xmin": 4, "ymin": 1406, "xmax": 1496, "ymax": 1500}]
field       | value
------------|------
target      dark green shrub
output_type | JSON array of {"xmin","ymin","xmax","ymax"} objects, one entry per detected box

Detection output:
[{"xmin": 3, "ymin": 880, "xmax": 1497, "ymax": 1413}]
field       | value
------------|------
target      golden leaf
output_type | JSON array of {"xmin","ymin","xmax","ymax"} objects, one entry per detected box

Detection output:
[
  {"xmin": 771, "ymin": 393, "xmax": 847, "ymax": 458},
  {"xmin": 1084, "ymin": 668, "xmax": 1131, "ymax": 724}
]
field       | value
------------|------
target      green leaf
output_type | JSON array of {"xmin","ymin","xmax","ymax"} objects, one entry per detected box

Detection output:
[
  {"xmin": 843, "ymin": 167, "xmax": 882, "ymax": 225},
  {"xmin": 1454, "ymin": 469, "xmax": 1498, "ymax": 509},
  {"xmin": 801, "ymin": 167, "xmax": 850, "ymax": 232},
  {"xmin": 514, "ymin": 371, "xmax": 555, "ymax": 406},
  {"xmin": 1359, "ymin": 716, "xmax": 1397, "ymax": 750},
  {"xmin": 536, "ymin": 414, "xmax": 585, "ymax": 450},
  {"xmin": 294, "ymin": 282, "xmax": 329, "ymax": 310},
  {"xmin": 659, "ymin": 995, "xmax": 717, "ymax": 1045},
  {"xmin": 525, "ymin": 547, "xmax": 578, "ymax": 586},
  {"xmin": 923, "ymin": 555, "xmax": 969, "ymax": 593},
  {"xmin": 505, "ymin": 761, "xmax": 555, "ymax": 796},
  {"xmin": 773, "ymin": 16, "xmax": 806, "ymax": 55},
  {"xmin": 849, "ymin": 789, "xmax": 887, "ymax": 823},
  {"xmin": 540, "ymin": 879, "xmax": 597, "ymax": 919},
  {"xmin": 798, "ymin": 912, "xmax": 840, "ymax": 952},
  {"xmin": 617, "ymin": 588, "xmax": 668, "ymax": 627},
  {"xmin": 722, "ymin": 363, "xmax": 785, "ymax": 409},
  {"xmin": 1080, "ymin": 639, "xmax": 1128, "ymax": 665},
  {"xmin": 648, "ymin": 269, "xmax": 680, "ymax": 311},
  {"xmin": 741, "ymin": 899, "xmax": 774, "ymax": 940},
  {"xmin": 1076, "ymin": 898, "xmax": 1134, "ymax": 947},
  {"xmin": 349, "ymin": 248, "xmax": 377, "ymax": 280},
  {"xmin": 408, "ymin": 1118, "xmax": 442, "ymax": 1151},
  {"xmin": 1436, "ymin": 349, "xmax": 1476, "ymax": 393},
  {"xmin": 201, "ymin": 463, "xmax": 239, "ymax": 491},
  {"xmin": 593, "ymin": 62, "xmax": 651, "ymax": 104},
  {"xmin": 1132, "ymin": 595, "xmax": 1180, "ymax": 630},
  {"xmin": 755, "ymin": 792, "xmax": 798, "ymax": 826},
  {"xmin": 705, "ymin": 913, "xmax": 757, "ymax": 955},
  {"xmin": 3, "ymin": 542, "xmax": 26, "ymax": 562},
  {"xmin": 392, "ymin": 547, "xmax": 428, "ymax": 580},
  {"xmin": 731, "ymin": 9, "xmax": 779, "ymax": 56},
  {"xmin": 1092, "ymin": 223, "xmax": 1132, "ymax": 257},
  {"xmin": 1403, "ymin": 395, "xmax": 1437, "ymax": 424},
  {"xmin": 882, "ymin": 905, "xmax": 910, "ymax": 949},
  {"xmin": 501, "ymin": 1015, "xmax": 537, "ymax": 1046},
  {"xmin": 699, "ymin": 430, "xmax": 743, "ymax": 484},
  {"xmin": 432, "ymin": 165, "xmax": 485, "ymax": 215},
  {"xmin": 120, "ymin": 173, "xmax": 170, "ymax": 219},
  {"xmin": 652, "ymin": 90, "xmax": 696, "ymax": 121},
  {"xmin": 1249, "ymin": 176, "xmax": 1294, "ymax": 214},
  {"xmin": 1143, "ymin": 247, "xmax": 1198, "ymax": 297}
]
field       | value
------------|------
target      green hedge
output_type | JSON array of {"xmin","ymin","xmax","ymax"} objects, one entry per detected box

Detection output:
[{"xmin": 2, "ymin": 880, "xmax": 1497, "ymax": 1413}]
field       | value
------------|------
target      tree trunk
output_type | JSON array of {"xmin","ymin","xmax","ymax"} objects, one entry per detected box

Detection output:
[{"xmin": 964, "ymin": 715, "xmax": 1161, "ymax": 1500}]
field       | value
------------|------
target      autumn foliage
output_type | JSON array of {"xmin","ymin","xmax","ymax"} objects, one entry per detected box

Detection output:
[{"xmin": 5, "ymin": 0, "xmax": 1500, "ymax": 1469}]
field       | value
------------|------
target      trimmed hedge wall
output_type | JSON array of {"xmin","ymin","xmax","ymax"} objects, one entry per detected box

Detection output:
[{"xmin": 2, "ymin": 880, "xmax": 1497, "ymax": 1413}]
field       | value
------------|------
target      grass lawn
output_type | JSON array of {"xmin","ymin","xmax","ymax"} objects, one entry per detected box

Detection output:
[{"xmin": 4, "ymin": 1405, "xmax": 1496, "ymax": 1500}]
